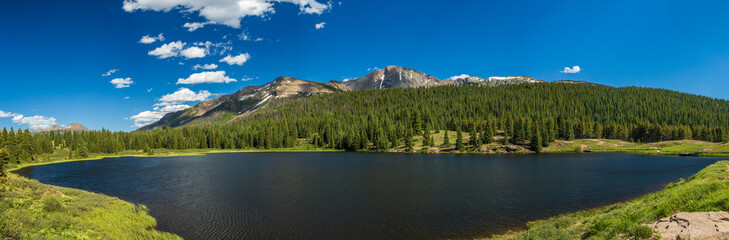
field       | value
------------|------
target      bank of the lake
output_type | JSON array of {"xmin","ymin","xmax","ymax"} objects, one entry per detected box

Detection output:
[
  {"xmin": 3, "ymin": 140, "xmax": 728, "ymax": 239},
  {"xmin": 0, "ymin": 172, "xmax": 181, "ymax": 239},
  {"xmin": 485, "ymin": 160, "xmax": 729, "ymax": 240}
]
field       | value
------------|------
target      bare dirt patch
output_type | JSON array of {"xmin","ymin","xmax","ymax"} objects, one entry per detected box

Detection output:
[{"xmin": 652, "ymin": 212, "xmax": 729, "ymax": 240}]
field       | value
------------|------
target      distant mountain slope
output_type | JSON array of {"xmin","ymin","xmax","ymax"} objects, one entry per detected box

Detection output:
[
  {"xmin": 32, "ymin": 123, "xmax": 89, "ymax": 133},
  {"xmin": 452, "ymin": 76, "xmax": 545, "ymax": 86},
  {"xmin": 139, "ymin": 77, "xmax": 337, "ymax": 130},
  {"xmin": 139, "ymin": 66, "xmax": 575, "ymax": 130},
  {"xmin": 328, "ymin": 66, "xmax": 446, "ymax": 90}
]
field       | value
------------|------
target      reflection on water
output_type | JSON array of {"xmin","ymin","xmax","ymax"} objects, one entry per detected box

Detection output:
[{"xmin": 16, "ymin": 152, "xmax": 718, "ymax": 240}]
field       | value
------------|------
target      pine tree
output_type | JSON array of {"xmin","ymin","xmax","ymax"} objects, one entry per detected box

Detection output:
[
  {"xmin": 442, "ymin": 130, "xmax": 451, "ymax": 148},
  {"xmin": 455, "ymin": 128, "xmax": 464, "ymax": 150},
  {"xmin": 404, "ymin": 132, "xmax": 414, "ymax": 152},
  {"xmin": 76, "ymin": 139, "xmax": 89, "ymax": 158},
  {"xmin": 422, "ymin": 130, "xmax": 431, "ymax": 147},
  {"xmin": 483, "ymin": 120, "xmax": 494, "ymax": 144},
  {"xmin": 531, "ymin": 121, "xmax": 543, "ymax": 153}
]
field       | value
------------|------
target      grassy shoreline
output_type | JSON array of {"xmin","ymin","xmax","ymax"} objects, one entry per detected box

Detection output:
[{"xmin": 4, "ymin": 139, "xmax": 728, "ymax": 239}]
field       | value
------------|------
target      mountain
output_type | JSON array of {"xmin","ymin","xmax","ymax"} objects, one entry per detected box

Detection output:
[
  {"xmin": 140, "ymin": 66, "xmax": 554, "ymax": 130},
  {"xmin": 451, "ymin": 76, "xmax": 545, "ymax": 86},
  {"xmin": 32, "ymin": 123, "xmax": 89, "ymax": 133},
  {"xmin": 139, "ymin": 77, "xmax": 337, "ymax": 130},
  {"xmin": 328, "ymin": 66, "xmax": 446, "ymax": 90}
]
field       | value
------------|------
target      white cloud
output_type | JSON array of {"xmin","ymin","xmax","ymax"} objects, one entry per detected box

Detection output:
[
  {"xmin": 124, "ymin": 96, "xmax": 131, "ymax": 100},
  {"xmin": 219, "ymin": 53, "xmax": 250, "ymax": 66},
  {"xmin": 193, "ymin": 63, "xmax": 218, "ymax": 70},
  {"xmin": 158, "ymin": 104, "xmax": 191, "ymax": 112},
  {"xmin": 180, "ymin": 46, "xmax": 207, "ymax": 59},
  {"xmin": 0, "ymin": 110, "xmax": 19, "ymax": 118},
  {"xmin": 177, "ymin": 71, "xmax": 237, "ymax": 85},
  {"xmin": 315, "ymin": 22, "xmax": 326, "ymax": 29},
  {"xmin": 102, "ymin": 69, "xmax": 118, "ymax": 76},
  {"xmin": 156, "ymin": 87, "xmax": 212, "ymax": 105},
  {"xmin": 123, "ymin": 0, "xmax": 331, "ymax": 28},
  {"xmin": 147, "ymin": 88, "xmax": 153, "ymax": 92},
  {"xmin": 1, "ymin": 110, "xmax": 58, "ymax": 129},
  {"xmin": 110, "ymin": 77, "xmax": 134, "ymax": 88},
  {"xmin": 193, "ymin": 41, "xmax": 232, "ymax": 55},
  {"xmin": 183, "ymin": 22, "xmax": 213, "ymax": 32},
  {"xmin": 139, "ymin": 33, "xmax": 165, "ymax": 44},
  {"xmin": 12, "ymin": 114, "xmax": 57, "ymax": 129},
  {"xmin": 448, "ymin": 74, "xmax": 470, "ymax": 80},
  {"xmin": 367, "ymin": 67, "xmax": 380, "ymax": 71},
  {"xmin": 148, "ymin": 41, "xmax": 185, "ymax": 59},
  {"xmin": 130, "ymin": 87, "xmax": 213, "ymax": 127},
  {"xmin": 561, "ymin": 66, "xmax": 581, "ymax": 73}
]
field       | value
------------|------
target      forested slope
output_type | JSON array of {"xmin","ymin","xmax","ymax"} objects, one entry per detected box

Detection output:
[{"xmin": 1, "ymin": 83, "xmax": 728, "ymax": 165}]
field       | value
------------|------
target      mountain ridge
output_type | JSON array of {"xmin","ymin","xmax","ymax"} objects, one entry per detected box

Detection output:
[{"xmin": 139, "ymin": 66, "xmax": 584, "ymax": 130}]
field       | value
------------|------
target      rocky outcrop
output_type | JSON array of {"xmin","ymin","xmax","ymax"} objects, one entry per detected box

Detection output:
[
  {"xmin": 329, "ymin": 66, "xmax": 445, "ymax": 90},
  {"xmin": 451, "ymin": 76, "xmax": 545, "ymax": 87},
  {"xmin": 31, "ymin": 123, "xmax": 89, "ymax": 133},
  {"xmin": 652, "ymin": 212, "xmax": 729, "ymax": 240}
]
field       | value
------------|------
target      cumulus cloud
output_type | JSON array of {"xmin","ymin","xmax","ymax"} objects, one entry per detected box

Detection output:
[
  {"xmin": 561, "ymin": 66, "xmax": 581, "ymax": 73},
  {"xmin": 193, "ymin": 63, "xmax": 218, "ymax": 70},
  {"xmin": 315, "ymin": 22, "xmax": 326, "ymax": 29},
  {"xmin": 148, "ymin": 41, "xmax": 185, "ymax": 59},
  {"xmin": 12, "ymin": 115, "xmax": 57, "ymax": 129},
  {"xmin": 219, "ymin": 53, "xmax": 250, "ymax": 66},
  {"xmin": 130, "ymin": 88, "xmax": 213, "ymax": 127},
  {"xmin": 102, "ymin": 69, "xmax": 118, "ymax": 76},
  {"xmin": 110, "ymin": 77, "xmax": 134, "ymax": 88},
  {"xmin": 124, "ymin": 96, "xmax": 131, "ymax": 100},
  {"xmin": 183, "ymin": 22, "xmax": 213, "ymax": 32},
  {"xmin": 0, "ymin": 110, "xmax": 19, "ymax": 118},
  {"xmin": 448, "ymin": 74, "xmax": 470, "ymax": 80},
  {"xmin": 0, "ymin": 110, "xmax": 57, "ymax": 129},
  {"xmin": 177, "ymin": 71, "xmax": 237, "ymax": 85},
  {"xmin": 180, "ymin": 46, "xmax": 207, "ymax": 59},
  {"xmin": 122, "ymin": 0, "xmax": 331, "ymax": 28},
  {"xmin": 139, "ymin": 33, "xmax": 165, "ymax": 44},
  {"xmin": 156, "ymin": 87, "xmax": 212, "ymax": 105}
]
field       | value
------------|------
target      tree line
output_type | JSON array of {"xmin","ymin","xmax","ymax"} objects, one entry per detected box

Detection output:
[{"xmin": 1, "ymin": 83, "xmax": 728, "ymax": 165}]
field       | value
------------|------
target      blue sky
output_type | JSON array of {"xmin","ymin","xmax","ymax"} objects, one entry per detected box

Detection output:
[{"xmin": 2, "ymin": 0, "xmax": 729, "ymax": 131}]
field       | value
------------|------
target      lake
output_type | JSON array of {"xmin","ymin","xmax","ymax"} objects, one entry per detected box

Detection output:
[{"xmin": 15, "ymin": 152, "xmax": 719, "ymax": 240}]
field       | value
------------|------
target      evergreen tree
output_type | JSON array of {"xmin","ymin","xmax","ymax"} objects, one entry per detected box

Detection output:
[
  {"xmin": 422, "ymin": 130, "xmax": 431, "ymax": 147},
  {"xmin": 531, "ymin": 121, "xmax": 543, "ymax": 153},
  {"xmin": 442, "ymin": 130, "xmax": 451, "ymax": 148},
  {"xmin": 455, "ymin": 128, "xmax": 464, "ymax": 151},
  {"xmin": 76, "ymin": 139, "xmax": 89, "ymax": 158}
]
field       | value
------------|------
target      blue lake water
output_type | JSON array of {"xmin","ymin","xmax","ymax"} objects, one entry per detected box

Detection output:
[{"xmin": 15, "ymin": 152, "xmax": 719, "ymax": 239}]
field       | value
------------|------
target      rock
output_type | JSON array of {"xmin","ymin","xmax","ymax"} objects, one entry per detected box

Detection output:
[{"xmin": 652, "ymin": 212, "xmax": 729, "ymax": 240}]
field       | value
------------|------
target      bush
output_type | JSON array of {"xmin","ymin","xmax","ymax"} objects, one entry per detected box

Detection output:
[{"xmin": 42, "ymin": 196, "xmax": 65, "ymax": 212}]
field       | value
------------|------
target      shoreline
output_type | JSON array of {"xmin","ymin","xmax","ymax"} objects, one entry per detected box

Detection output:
[
  {"xmin": 10, "ymin": 139, "xmax": 729, "ymax": 172},
  {"xmin": 5, "ymin": 140, "xmax": 729, "ymax": 239}
]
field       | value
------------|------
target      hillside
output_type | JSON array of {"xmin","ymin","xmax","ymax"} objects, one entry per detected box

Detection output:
[
  {"xmin": 139, "ymin": 77, "xmax": 338, "ymax": 130},
  {"xmin": 141, "ymin": 66, "xmax": 551, "ymax": 130}
]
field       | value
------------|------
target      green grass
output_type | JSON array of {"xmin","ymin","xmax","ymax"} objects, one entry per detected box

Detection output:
[
  {"xmin": 484, "ymin": 160, "xmax": 729, "ymax": 240},
  {"xmin": 6, "ymin": 142, "xmax": 340, "ymax": 172},
  {"xmin": 0, "ymin": 173, "xmax": 181, "ymax": 239}
]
